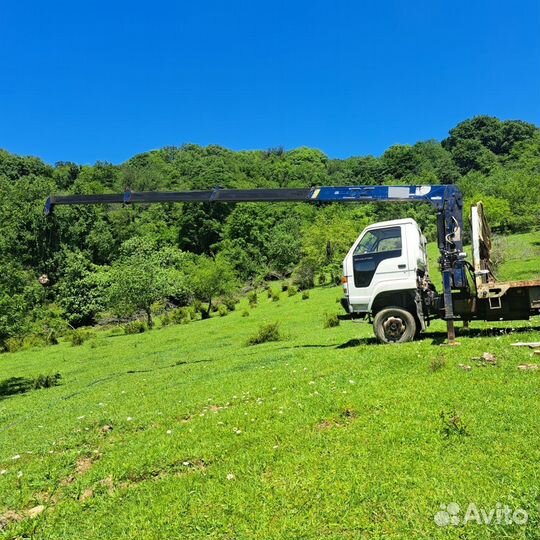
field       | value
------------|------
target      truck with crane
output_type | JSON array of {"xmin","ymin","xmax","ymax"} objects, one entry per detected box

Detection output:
[{"xmin": 45, "ymin": 184, "xmax": 540, "ymax": 344}]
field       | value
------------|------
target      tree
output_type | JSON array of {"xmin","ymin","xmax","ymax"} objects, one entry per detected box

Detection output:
[
  {"xmin": 108, "ymin": 253, "xmax": 170, "ymax": 327},
  {"xmin": 56, "ymin": 251, "xmax": 108, "ymax": 327},
  {"xmin": 186, "ymin": 255, "xmax": 238, "ymax": 318}
]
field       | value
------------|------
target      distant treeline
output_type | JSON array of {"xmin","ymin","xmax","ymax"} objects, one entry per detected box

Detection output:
[{"xmin": 1, "ymin": 116, "xmax": 539, "ymax": 348}]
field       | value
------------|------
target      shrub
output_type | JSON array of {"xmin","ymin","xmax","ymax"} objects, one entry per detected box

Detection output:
[
  {"xmin": 302, "ymin": 291, "xmax": 310, "ymax": 300},
  {"xmin": 22, "ymin": 335, "xmax": 47, "ymax": 349},
  {"xmin": 68, "ymin": 330, "xmax": 92, "ymax": 346},
  {"xmin": 32, "ymin": 372, "xmax": 62, "ymax": 389},
  {"xmin": 281, "ymin": 283, "xmax": 289, "ymax": 292},
  {"xmin": 124, "ymin": 321, "xmax": 147, "ymax": 335},
  {"xmin": 287, "ymin": 286, "xmax": 298, "ymax": 297},
  {"xmin": 170, "ymin": 307, "xmax": 190, "ymax": 325},
  {"xmin": 267, "ymin": 289, "xmax": 273, "ymax": 299},
  {"xmin": 323, "ymin": 313, "xmax": 340, "ymax": 328},
  {"xmin": 241, "ymin": 309, "xmax": 250, "ymax": 317},
  {"xmin": 222, "ymin": 296, "xmax": 238, "ymax": 311},
  {"xmin": 161, "ymin": 313, "xmax": 171, "ymax": 327},
  {"xmin": 246, "ymin": 322, "xmax": 281, "ymax": 346},
  {"xmin": 4, "ymin": 337, "xmax": 23, "ymax": 353},
  {"xmin": 271, "ymin": 291, "xmax": 280, "ymax": 302},
  {"xmin": 247, "ymin": 291, "xmax": 258, "ymax": 307},
  {"xmin": 291, "ymin": 261, "xmax": 315, "ymax": 290},
  {"xmin": 218, "ymin": 305, "xmax": 229, "ymax": 317}
]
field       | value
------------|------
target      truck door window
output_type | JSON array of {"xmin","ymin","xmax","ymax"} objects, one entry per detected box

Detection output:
[
  {"xmin": 352, "ymin": 227, "xmax": 403, "ymax": 288},
  {"xmin": 354, "ymin": 227, "xmax": 402, "ymax": 255}
]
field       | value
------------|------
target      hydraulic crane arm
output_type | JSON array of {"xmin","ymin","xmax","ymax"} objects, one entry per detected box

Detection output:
[{"xmin": 44, "ymin": 184, "xmax": 467, "ymax": 342}]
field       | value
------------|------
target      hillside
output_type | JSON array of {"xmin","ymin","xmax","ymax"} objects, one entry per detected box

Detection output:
[
  {"xmin": 1, "ymin": 115, "xmax": 540, "ymax": 350},
  {"xmin": 1, "ymin": 233, "xmax": 540, "ymax": 539}
]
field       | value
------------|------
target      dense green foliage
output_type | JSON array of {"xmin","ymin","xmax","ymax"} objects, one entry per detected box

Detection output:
[{"xmin": 0, "ymin": 116, "xmax": 539, "ymax": 348}]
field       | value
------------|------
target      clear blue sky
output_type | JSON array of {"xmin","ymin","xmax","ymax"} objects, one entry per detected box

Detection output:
[{"xmin": 1, "ymin": 0, "xmax": 539, "ymax": 164}]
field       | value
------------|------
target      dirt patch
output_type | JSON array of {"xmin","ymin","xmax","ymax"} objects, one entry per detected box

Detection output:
[
  {"xmin": 76, "ymin": 456, "xmax": 94, "ymax": 475},
  {"xmin": 317, "ymin": 419, "xmax": 340, "ymax": 431},
  {"xmin": 317, "ymin": 408, "xmax": 358, "ymax": 431},
  {"xmin": 0, "ymin": 510, "xmax": 23, "ymax": 531},
  {"xmin": 207, "ymin": 405, "xmax": 223, "ymax": 413},
  {"xmin": 61, "ymin": 454, "xmax": 99, "ymax": 486},
  {"xmin": 79, "ymin": 488, "xmax": 94, "ymax": 502}
]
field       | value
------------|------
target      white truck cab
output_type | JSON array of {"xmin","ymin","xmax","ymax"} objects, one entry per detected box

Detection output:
[{"xmin": 341, "ymin": 218, "xmax": 434, "ymax": 343}]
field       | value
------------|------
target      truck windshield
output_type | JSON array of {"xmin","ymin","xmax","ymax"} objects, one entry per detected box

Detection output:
[{"xmin": 354, "ymin": 227, "xmax": 402, "ymax": 255}]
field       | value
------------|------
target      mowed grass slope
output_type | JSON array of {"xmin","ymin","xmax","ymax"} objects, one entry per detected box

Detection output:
[{"xmin": 1, "ymin": 234, "xmax": 540, "ymax": 539}]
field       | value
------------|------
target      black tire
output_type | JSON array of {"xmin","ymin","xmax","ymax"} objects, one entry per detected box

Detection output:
[{"xmin": 373, "ymin": 307, "xmax": 417, "ymax": 344}]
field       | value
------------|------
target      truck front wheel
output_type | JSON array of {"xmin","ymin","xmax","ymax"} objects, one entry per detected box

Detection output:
[{"xmin": 373, "ymin": 307, "xmax": 417, "ymax": 344}]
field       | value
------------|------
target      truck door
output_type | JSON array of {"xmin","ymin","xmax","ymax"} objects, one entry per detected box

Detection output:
[{"xmin": 345, "ymin": 225, "xmax": 410, "ymax": 310}]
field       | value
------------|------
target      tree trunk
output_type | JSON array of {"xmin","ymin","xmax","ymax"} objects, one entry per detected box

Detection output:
[
  {"xmin": 145, "ymin": 308, "xmax": 153, "ymax": 328},
  {"xmin": 202, "ymin": 298, "xmax": 212, "ymax": 320}
]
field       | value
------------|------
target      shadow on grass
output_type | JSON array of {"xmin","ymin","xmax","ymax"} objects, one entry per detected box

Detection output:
[
  {"xmin": 425, "ymin": 324, "xmax": 540, "ymax": 345},
  {"xmin": 0, "ymin": 377, "xmax": 33, "ymax": 400},
  {"xmin": 278, "ymin": 337, "xmax": 379, "ymax": 351}
]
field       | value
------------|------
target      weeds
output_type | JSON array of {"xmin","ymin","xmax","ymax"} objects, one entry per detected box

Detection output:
[
  {"xmin": 287, "ymin": 286, "xmax": 298, "ymax": 297},
  {"xmin": 440, "ymin": 410, "xmax": 469, "ymax": 438},
  {"xmin": 246, "ymin": 322, "xmax": 281, "ymax": 346},
  {"xmin": 247, "ymin": 291, "xmax": 258, "ymax": 307},
  {"xmin": 323, "ymin": 313, "xmax": 340, "ymax": 328},
  {"xmin": 430, "ymin": 355, "xmax": 446, "ymax": 372},
  {"xmin": 124, "ymin": 321, "xmax": 147, "ymax": 335},
  {"xmin": 32, "ymin": 372, "xmax": 62, "ymax": 389},
  {"xmin": 68, "ymin": 330, "xmax": 93, "ymax": 346}
]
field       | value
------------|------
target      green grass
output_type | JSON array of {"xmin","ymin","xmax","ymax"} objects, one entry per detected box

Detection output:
[{"xmin": 1, "ymin": 233, "xmax": 540, "ymax": 539}]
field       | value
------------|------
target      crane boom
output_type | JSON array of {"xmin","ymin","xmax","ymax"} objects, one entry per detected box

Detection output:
[{"xmin": 44, "ymin": 184, "xmax": 467, "ymax": 342}]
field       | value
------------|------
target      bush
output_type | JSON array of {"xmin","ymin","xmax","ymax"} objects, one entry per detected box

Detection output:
[
  {"xmin": 247, "ymin": 291, "xmax": 258, "ymax": 307},
  {"xmin": 23, "ymin": 335, "xmax": 47, "ymax": 349},
  {"xmin": 170, "ymin": 307, "xmax": 190, "ymax": 325},
  {"xmin": 68, "ymin": 330, "xmax": 93, "ymax": 346},
  {"xmin": 301, "ymin": 291, "xmax": 310, "ymax": 300},
  {"xmin": 291, "ymin": 261, "xmax": 315, "ymax": 290},
  {"xmin": 281, "ymin": 283, "xmax": 289, "ymax": 292},
  {"xmin": 32, "ymin": 372, "xmax": 62, "ymax": 389},
  {"xmin": 241, "ymin": 309, "xmax": 250, "ymax": 317},
  {"xmin": 323, "ymin": 313, "xmax": 340, "ymax": 328},
  {"xmin": 161, "ymin": 313, "xmax": 171, "ymax": 327},
  {"xmin": 4, "ymin": 337, "xmax": 23, "ymax": 353},
  {"xmin": 124, "ymin": 321, "xmax": 147, "ymax": 334},
  {"xmin": 246, "ymin": 322, "xmax": 281, "ymax": 346},
  {"xmin": 222, "ymin": 295, "xmax": 238, "ymax": 311},
  {"xmin": 271, "ymin": 291, "xmax": 280, "ymax": 302},
  {"xmin": 287, "ymin": 285, "xmax": 298, "ymax": 297},
  {"xmin": 267, "ymin": 289, "xmax": 273, "ymax": 299},
  {"xmin": 218, "ymin": 305, "xmax": 229, "ymax": 317}
]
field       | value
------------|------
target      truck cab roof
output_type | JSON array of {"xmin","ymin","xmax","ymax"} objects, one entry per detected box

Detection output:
[{"xmin": 363, "ymin": 217, "xmax": 419, "ymax": 230}]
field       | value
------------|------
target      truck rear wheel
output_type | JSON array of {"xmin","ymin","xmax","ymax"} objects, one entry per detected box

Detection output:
[{"xmin": 373, "ymin": 307, "xmax": 417, "ymax": 344}]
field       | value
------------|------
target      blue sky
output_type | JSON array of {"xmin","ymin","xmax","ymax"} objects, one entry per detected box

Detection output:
[{"xmin": 1, "ymin": 0, "xmax": 539, "ymax": 164}]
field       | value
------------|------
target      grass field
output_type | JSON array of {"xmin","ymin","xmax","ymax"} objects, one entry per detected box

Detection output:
[{"xmin": 1, "ymin": 234, "xmax": 540, "ymax": 539}]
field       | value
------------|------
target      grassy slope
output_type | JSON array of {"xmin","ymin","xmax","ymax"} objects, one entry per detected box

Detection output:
[{"xmin": 1, "ymin": 234, "xmax": 540, "ymax": 539}]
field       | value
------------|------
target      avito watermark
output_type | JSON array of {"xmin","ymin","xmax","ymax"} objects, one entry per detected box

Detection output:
[{"xmin": 434, "ymin": 502, "xmax": 528, "ymax": 527}]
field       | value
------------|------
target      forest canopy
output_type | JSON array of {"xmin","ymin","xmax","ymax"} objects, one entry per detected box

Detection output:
[{"xmin": 1, "ymin": 116, "xmax": 539, "ymax": 349}]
